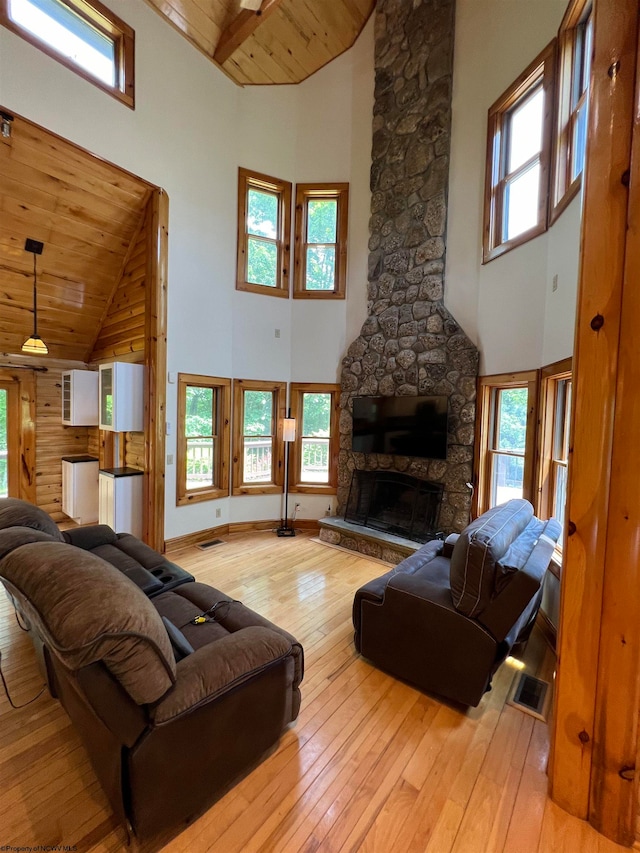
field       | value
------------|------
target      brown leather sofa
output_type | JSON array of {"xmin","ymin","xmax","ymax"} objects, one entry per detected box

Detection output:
[
  {"xmin": 0, "ymin": 498, "xmax": 303, "ymax": 843},
  {"xmin": 353, "ymin": 499, "xmax": 560, "ymax": 706}
]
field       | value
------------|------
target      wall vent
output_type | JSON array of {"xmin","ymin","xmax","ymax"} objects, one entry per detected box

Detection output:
[{"xmin": 196, "ymin": 539, "xmax": 225, "ymax": 550}]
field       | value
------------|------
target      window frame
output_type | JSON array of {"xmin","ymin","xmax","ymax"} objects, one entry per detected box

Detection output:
[
  {"xmin": 0, "ymin": 0, "xmax": 135, "ymax": 108},
  {"xmin": 550, "ymin": 0, "xmax": 593, "ymax": 223},
  {"xmin": 288, "ymin": 383, "xmax": 340, "ymax": 494},
  {"xmin": 236, "ymin": 168, "xmax": 292, "ymax": 299},
  {"xmin": 536, "ymin": 358, "xmax": 572, "ymax": 564},
  {"xmin": 474, "ymin": 371, "xmax": 539, "ymax": 517},
  {"xmin": 293, "ymin": 183, "xmax": 349, "ymax": 300},
  {"xmin": 482, "ymin": 41, "xmax": 556, "ymax": 263},
  {"xmin": 176, "ymin": 373, "xmax": 230, "ymax": 506},
  {"xmin": 232, "ymin": 378, "xmax": 285, "ymax": 495}
]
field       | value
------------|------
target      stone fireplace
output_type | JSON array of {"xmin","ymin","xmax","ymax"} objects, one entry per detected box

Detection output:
[{"xmin": 335, "ymin": 0, "xmax": 479, "ymax": 544}]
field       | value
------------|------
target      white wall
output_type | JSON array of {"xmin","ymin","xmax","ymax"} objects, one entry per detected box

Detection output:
[
  {"xmin": 446, "ymin": 0, "xmax": 582, "ymax": 375},
  {"xmin": 0, "ymin": 2, "xmax": 373, "ymax": 539}
]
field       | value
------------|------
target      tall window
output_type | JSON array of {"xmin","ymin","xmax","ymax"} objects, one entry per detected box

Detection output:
[
  {"xmin": 538, "ymin": 358, "xmax": 572, "ymax": 536},
  {"xmin": 176, "ymin": 374, "xmax": 230, "ymax": 505},
  {"xmin": 483, "ymin": 42, "xmax": 556, "ymax": 262},
  {"xmin": 289, "ymin": 383, "xmax": 339, "ymax": 493},
  {"xmin": 0, "ymin": 0, "xmax": 135, "ymax": 107},
  {"xmin": 236, "ymin": 169, "xmax": 291, "ymax": 298},
  {"xmin": 232, "ymin": 379, "xmax": 285, "ymax": 495},
  {"xmin": 294, "ymin": 184, "xmax": 349, "ymax": 299},
  {"xmin": 551, "ymin": 1, "xmax": 593, "ymax": 219},
  {"xmin": 475, "ymin": 372, "xmax": 538, "ymax": 515}
]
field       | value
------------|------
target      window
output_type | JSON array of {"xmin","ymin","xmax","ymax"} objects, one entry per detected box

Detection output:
[
  {"xmin": 236, "ymin": 169, "xmax": 291, "ymax": 298},
  {"xmin": 232, "ymin": 379, "xmax": 285, "ymax": 495},
  {"xmin": 475, "ymin": 372, "xmax": 538, "ymax": 516},
  {"xmin": 0, "ymin": 0, "xmax": 134, "ymax": 107},
  {"xmin": 483, "ymin": 42, "xmax": 556, "ymax": 262},
  {"xmin": 537, "ymin": 358, "xmax": 572, "ymax": 537},
  {"xmin": 289, "ymin": 383, "xmax": 339, "ymax": 493},
  {"xmin": 176, "ymin": 374, "xmax": 230, "ymax": 505},
  {"xmin": 293, "ymin": 184, "xmax": 349, "ymax": 299},
  {"xmin": 551, "ymin": 1, "xmax": 593, "ymax": 220}
]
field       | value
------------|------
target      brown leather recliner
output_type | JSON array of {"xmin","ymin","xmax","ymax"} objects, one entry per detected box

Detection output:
[
  {"xmin": 353, "ymin": 499, "xmax": 560, "ymax": 706},
  {"xmin": 0, "ymin": 499, "xmax": 303, "ymax": 842}
]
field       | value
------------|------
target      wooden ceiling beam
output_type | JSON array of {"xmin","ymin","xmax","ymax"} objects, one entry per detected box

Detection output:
[{"xmin": 214, "ymin": 0, "xmax": 284, "ymax": 66}]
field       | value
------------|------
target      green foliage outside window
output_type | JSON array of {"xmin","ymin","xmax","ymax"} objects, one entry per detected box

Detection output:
[
  {"xmin": 247, "ymin": 188, "xmax": 278, "ymax": 287},
  {"xmin": 496, "ymin": 388, "xmax": 528, "ymax": 452},
  {"xmin": 302, "ymin": 393, "xmax": 330, "ymax": 436},
  {"xmin": 244, "ymin": 391, "xmax": 273, "ymax": 436},
  {"xmin": 305, "ymin": 199, "xmax": 337, "ymax": 291},
  {"xmin": 185, "ymin": 386, "xmax": 215, "ymax": 488}
]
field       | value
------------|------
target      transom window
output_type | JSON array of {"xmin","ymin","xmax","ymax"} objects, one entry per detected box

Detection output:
[
  {"xmin": 1, "ymin": 0, "xmax": 135, "ymax": 107},
  {"xmin": 551, "ymin": 1, "xmax": 593, "ymax": 218},
  {"xmin": 232, "ymin": 379, "xmax": 285, "ymax": 495},
  {"xmin": 289, "ymin": 384, "xmax": 339, "ymax": 493},
  {"xmin": 483, "ymin": 42, "xmax": 555, "ymax": 262},
  {"xmin": 176, "ymin": 374, "xmax": 230, "ymax": 505},
  {"xmin": 294, "ymin": 184, "xmax": 349, "ymax": 299},
  {"xmin": 236, "ymin": 169, "xmax": 291, "ymax": 298}
]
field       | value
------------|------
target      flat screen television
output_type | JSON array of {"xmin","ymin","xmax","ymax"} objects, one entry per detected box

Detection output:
[{"xmin": 352, "ymin": 395, "xmax": 448, "ymax": 460}]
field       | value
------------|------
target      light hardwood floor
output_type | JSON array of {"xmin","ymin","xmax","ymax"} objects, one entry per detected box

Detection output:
[{"xmin": 0, "ymin": 531, "xmax": 629, "ymax": 852}]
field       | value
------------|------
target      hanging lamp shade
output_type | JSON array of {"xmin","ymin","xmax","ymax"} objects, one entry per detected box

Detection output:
[{"xmin": 22, "ymin": 238, "xmax": 48, "ymax": 355}]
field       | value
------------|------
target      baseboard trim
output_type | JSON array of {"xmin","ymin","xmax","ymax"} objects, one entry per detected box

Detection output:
[
  {"xmin": 165, "ymin": 525, "xmax": 229, "ymax": 552},
  {"xmin": 165, "ymin": 518, "xmax": 319, "ymax": 551}
]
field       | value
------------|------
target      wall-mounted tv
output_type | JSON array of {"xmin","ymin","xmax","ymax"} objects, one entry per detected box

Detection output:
[{"xmin": 352, "ymin": 395, "xmax": 448, "ymax": 460}]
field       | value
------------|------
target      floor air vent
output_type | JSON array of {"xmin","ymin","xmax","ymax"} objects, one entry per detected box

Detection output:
[
  {"xmin": 196, "ymin": 539, "xmax": 225, "ymax": 550},
  {"xmin": 507, "ymin": 673, "xmax": 550, "ymax": 721}
]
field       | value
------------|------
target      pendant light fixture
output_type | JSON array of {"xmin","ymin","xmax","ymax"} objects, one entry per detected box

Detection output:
[{"xmin": 22, "ymin": 238, "xmax": 48, "ymax": 355}]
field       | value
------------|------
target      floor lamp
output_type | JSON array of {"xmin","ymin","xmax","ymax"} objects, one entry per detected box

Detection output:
[{"xmin": 277, "ymin": 410, "xmax": 296, "ymax": 537}]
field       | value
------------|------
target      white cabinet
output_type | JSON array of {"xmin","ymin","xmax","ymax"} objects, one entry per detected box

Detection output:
[
  {"xmin": 62, "ymin": 456, "xmax": 99, "ymax": 524},
  {"xmin": 99, "ymin": 468, "xmax": 143, "ymax": 537},
  {"xmin": 61, "ymin": 371, "xmax": 99, "ymax": 425},
  {"xmin": 99, "ymin": 362, "xmax": 144, "ymax": 432}
]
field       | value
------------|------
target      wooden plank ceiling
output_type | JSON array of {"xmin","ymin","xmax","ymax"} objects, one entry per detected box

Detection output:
[
  {"xmin": 144, "ymin": 0, "xmax": 375, "ymax": 85},
  {"xmin": 0, "ymin": 114, "xmax": 152, "ymax": 362}
]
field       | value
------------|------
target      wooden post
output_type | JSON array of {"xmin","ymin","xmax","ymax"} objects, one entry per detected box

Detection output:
[
  {"xmin": 549, "ymin": 0, "xmax": 640, "ymax": 844},
  {"xmin": 143, "ymin": 189, "xmax": 168, "ymax": 552}
]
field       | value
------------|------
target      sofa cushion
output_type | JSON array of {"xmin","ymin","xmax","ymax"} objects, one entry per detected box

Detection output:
[
  {"xmin": 0, "ymin": 541, "xmax": 176, "ymax": 704},
  {"xmin": 450, "ymin": 499, "xmax": 534, "ymax": 617},
  {"xmin": 0, "ymin": 497, "xmax": 64, "ymax": 541},
  {"xmin": 0, "ymin": 526, "xmax": 58, "ymax": 561}
]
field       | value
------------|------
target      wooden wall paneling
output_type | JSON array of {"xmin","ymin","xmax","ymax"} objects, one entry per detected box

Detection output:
[
  {"xmin": 0, "ymin": 112, "xmax": 152, "ymax": 362},
  {"xmin": 89, "ymin": 206, "xmax": 148, "ymax": 362},
  {"xmin": 125, "ymin": 432, "xmax": 145, "ymax": 470},
  {"xmin": 87, "ymin": 426, "xmax": 100, "ymax": 459},
  {"xmin": 143, "ymin": 189, "xmax": 168, "ymax": 552},
  {"xmin": 35, "ymin": 369, "xmax": 90, "ymax": 520},
  {"xmin": 548, "ymin": 0, "xmax": 639, "ymax": 833}
]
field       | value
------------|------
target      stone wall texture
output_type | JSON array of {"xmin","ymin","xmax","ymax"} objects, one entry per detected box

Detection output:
[{"xmin": 338, "ymin": 0, "xmax": 479, "ymax": 534}]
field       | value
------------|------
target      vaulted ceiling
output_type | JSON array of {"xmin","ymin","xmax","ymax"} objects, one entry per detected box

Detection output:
[
  {"xmin": 0, "ymin": 114, "xmax": 152, "ymax": 362},
  {"xmin": 145, "ymin": 0, "xmax": 375, "ymax": 85}
]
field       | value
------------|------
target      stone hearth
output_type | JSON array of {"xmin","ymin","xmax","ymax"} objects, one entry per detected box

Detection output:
[
  {"xmin": 337, "ymin": 0, "xmax": 479, "ymax": 536},
  {"xmin": 318, "ymin": 516, "xmax": 421, "ymax": 565}
]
